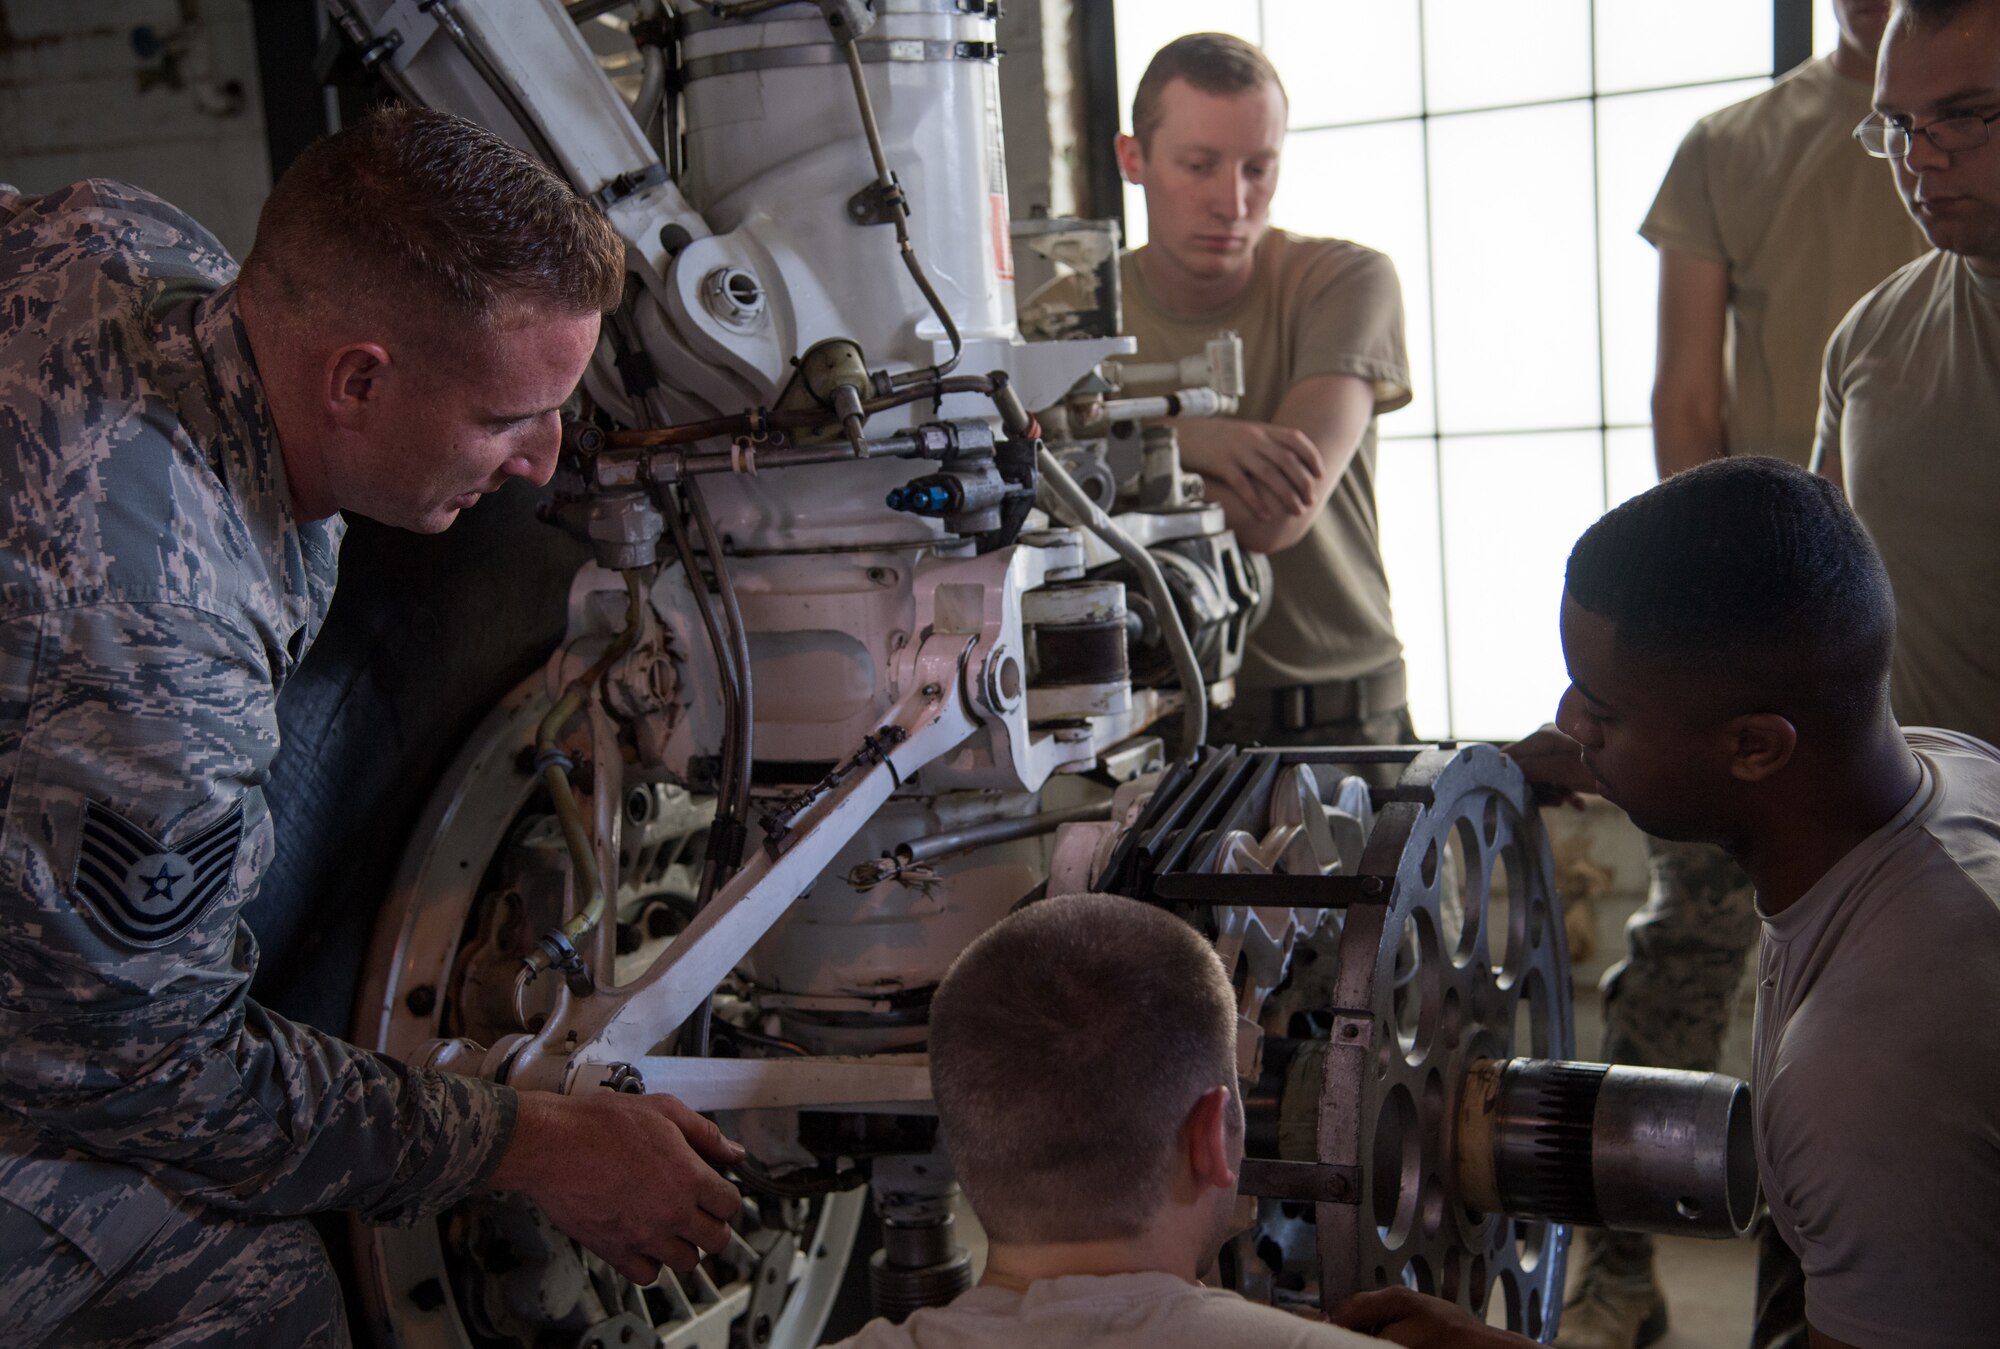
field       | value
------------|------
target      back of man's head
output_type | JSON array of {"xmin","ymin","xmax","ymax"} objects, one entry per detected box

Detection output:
[
  {"xmin": 1132, "ymin": 33, "xmax": 1285, "ymax": 148},
  {"xmin": 1565, "ymin": 457, "xmax": 1895, "ymax": 726},
  {"xmin": 242, "ymin": 105, "xmax": 624, "ymax": 338},
  {"xmin": 929, "ymin": 894, "xmax": 1237, "ymax": 1245}
]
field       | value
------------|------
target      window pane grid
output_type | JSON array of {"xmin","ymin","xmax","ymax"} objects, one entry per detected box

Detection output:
[
  {"xmin": 1111, "ymin": 1, "xmax": 1784, "ymax": 736},
  {"xmin": 1283, "ymin": 73, "xmax": 1794, "ymax": 138}
]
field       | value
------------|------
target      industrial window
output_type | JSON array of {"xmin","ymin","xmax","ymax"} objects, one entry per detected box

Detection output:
[{"xmin": 1110, "ymin": 0, "xmax": 1841, "ymax": 739}]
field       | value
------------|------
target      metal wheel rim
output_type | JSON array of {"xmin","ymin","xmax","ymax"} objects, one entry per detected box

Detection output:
[
  {"xmin": 1318, "ymin": 744, "xmax": 1574, "ymax": 1340},
  {"xmin": 349, "ymin": 674, "xmax": 862, "ymax": 1348}
]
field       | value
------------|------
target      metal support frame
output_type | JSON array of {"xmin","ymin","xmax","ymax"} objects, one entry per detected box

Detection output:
[
  {"xmin": 513, "ymin": 637, "xmax": 982, "ymax": 1089},
  {"xmin": 1114, "ymin": 742, "xmax": 1576, "ymax": 1338}
]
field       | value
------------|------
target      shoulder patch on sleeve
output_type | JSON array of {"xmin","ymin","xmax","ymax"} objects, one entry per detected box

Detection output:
[{"xmin": 71, "ymin": 799, "xmax": 242, "ymax": 948}]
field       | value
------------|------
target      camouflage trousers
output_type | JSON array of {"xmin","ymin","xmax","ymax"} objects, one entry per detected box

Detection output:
[
  {"xmin": 1598, "ymin": 835, "xmax": 1761, "ymax": 1071},
  {"xmin": 0, "ymin": 1139, "xmax": 346, "ymax": 1349}
]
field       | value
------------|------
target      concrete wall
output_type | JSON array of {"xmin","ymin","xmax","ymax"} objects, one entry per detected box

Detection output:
[{"xmin": 0, "ymin": 0, "xmax": 273, "ymax": 257}]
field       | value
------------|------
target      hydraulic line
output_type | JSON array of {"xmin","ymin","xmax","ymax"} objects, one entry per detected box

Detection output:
[
  {"xmin": 630, "ymin": 0, "xmax": 668, "ymax": 143},
  {"xmin": 849, "ymin": 801, "xmax": 1112, "ymax": 888},
  {"xmin": 605, "ymin": 376, "xmax": 1002, "ymax": 450},
  {"xmin": 839, "ymin": 41, "xmax": 963, "ymax": 387},
  {"xmin": 891, "ymin": 801, "xmax": 1111, "ymax": 867},
  {"xmin": 1037, "ymin": 448, "xmax": 1209, "ymax": 758},
  {"xmin": 521, "ymin": 570, "xmax": 648, "ymax": 990},
  {"xmin": 661, "ymin": 488, "xmax": 745, "ymax": 836},
  {"xmin": 660, "ymin": 481, "xmax": 754, "ymax": 1057},
  {"xmin": 643, "ymin": 433, "xmax": 930, "ymax": 481},
  {"xmin": 685, "ymin": 477, "xmax": 754, "ymax": 830},
  {"xmin": 418, "ymin": 0, "xmax": 569, "ymax": 173}
]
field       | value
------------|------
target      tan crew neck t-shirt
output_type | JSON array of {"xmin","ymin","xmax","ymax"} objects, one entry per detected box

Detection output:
[
  {"xmin": 1641, "ymin": 55, "xmax": 1929, "ymax": 465},
  {"xmin": 827, "ymin": 1270, "xmax": 1384, "ymax": 1348},
  {"xmin": 1754, "ymin": 730, "xmax": 2000, "ymax": 1346},
  {"xmin": 1119, "ymin": 229, "xmax": 1412, "ymax": 692},
  {"xmin": 1816, "ymin": 249, "xmax": 1998, "ymax": 747}
]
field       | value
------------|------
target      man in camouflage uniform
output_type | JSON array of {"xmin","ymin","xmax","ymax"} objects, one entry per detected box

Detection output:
[{"xmin": 0, "ymin": 109, "xmax": 743, "ymax": 1347}]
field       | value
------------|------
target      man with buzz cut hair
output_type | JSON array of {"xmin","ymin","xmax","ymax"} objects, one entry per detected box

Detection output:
[
  {"xmin": 827, "ymin": 892, "xmax": 1539, "ymax": 1349},
  {"xmin": 1567, "ymin": 13, "xmax": 1930, "ymax": 1337},
  {"xmin": 1520, "ymin": 456, "xmax": 2000, "ymax": 1349},
  {"xmin": 1114, "ymin": 33, "xmax": 1416, "ymax": 757},
  {"xmin": 0, "ymin": 107, "xmax": 743, "ymax": 1347}
]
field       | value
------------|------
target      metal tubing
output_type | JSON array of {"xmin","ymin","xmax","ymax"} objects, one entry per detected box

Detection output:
[
  {"xmin": 662, "ymin": 490, "xmax": 741, "ymax": 827},
  {"xmin": 839, "ymin": 39, "xmax": 962, "ymax": 385},
  {"xmin": 605, "ymin": 376, "xmax": 999, "ymax": 451},
  {"xmin": 521, "ymin": 571, "xmax": 648, "ymax": 984},
  {"xmin": 661, "ymin": 486, "xmax": 746, "ymax": 1057},
  {"xmin": 686, "ymin": 477, "xmax": 754, "ymax": 829},
  {"xmin": 629, "ymin": 0, "xmax": 667, "ymax": 138},
  {"xmin": 893, "ymin": 800, "xmax": 1112, "ymax": 866},
  {"xmin": 1098, "ymin": 390, "xmax": 1239, "ymax": 422},
  {"xmin": 422, "ymin": 0, "xmax": 568, "ymax": 171}
]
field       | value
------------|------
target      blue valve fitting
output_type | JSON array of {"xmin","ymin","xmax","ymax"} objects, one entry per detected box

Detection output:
[{"xmin": 886, "ymin": 482, "xmax": 957, "ymax": 515}]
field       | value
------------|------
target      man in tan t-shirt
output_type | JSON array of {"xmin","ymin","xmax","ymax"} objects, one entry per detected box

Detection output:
[
  {"xmin": 1519, "ymin": 458, "xmax": 2000, "ymax": 1349},
  {"xmin": 1112, "ymin": 34, "xmax": 1414, "ymax": 753},
  {"xmin": 826, "ymin": 893, "xmax": 1537, "ymax": 1349},
  {"xmin": 1815, "ymin": 0, "xmax": 2000, "ymax": 753},
  {"xmin": 1645, "ymin": 2, "xmax": 1927, "ymax": 471},
  {"xmin": 1561, "ymin": 8, "xmax": 1930, "ymax": 1346}
]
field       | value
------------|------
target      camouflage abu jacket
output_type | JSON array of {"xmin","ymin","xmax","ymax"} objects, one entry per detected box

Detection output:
[{"xmin": 0, "ymin": 179, "xmax": 514, "ymax": 1225}]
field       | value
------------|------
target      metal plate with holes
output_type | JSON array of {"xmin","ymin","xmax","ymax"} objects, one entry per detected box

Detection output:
[
  {"xmin": 1320, "ymin": 744, "xmax": 1574, "ymax": 1338},
  {"xmin": 1120, "ymin": 744, "xmax": 1574, "ymax": 1340}
]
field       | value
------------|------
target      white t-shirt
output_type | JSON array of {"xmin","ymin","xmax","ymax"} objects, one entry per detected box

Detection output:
[
  {"xmin": 1753, "ymin": 730, "xmax": 2000, "ymax": 1347},
  {"xmin": 826, "ymin": 1271, "xmax": 1382, "ymax": 1349}
]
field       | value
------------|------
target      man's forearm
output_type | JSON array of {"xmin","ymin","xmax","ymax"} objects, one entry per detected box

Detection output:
[
  {"xmin": 1179, "ymin": 374, "xmax": 1373, "ymax": 553},
  {"xmin": 1206, "ymin": 477, "xmax": 1318, "ymax": 553},
  {"xmin": 1651, "ymin": 397, "xmax": 1726, "ymax": 477},
  {"xmin": 1652, "ymin": 248, "xmax": 1730, "ymax": 478}
]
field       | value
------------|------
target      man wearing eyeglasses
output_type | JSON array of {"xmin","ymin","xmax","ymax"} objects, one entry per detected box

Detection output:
[
  {"xmin": 1815, "ymin": 0, "xmax": 2000, "ymax": 766},
  {"xmin": 1560, "ymin": 8, "xmax": 1929, "ymax": 1348}
]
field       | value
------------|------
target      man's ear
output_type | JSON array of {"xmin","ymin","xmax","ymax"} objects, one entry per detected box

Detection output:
[
  {"xmin": 1183, "ymin": 1086, "xmax": 1238, "ymax": 1193},
  {"xmin": 1114, "ymin": 132, "xmax": 1145, "ymax": 186},
  {"xmin": 324, "ymin": 342, "xmax": 393, "ymax": 433},
  {"xmin": 1727, "ymin": 712, "xmax": 1798, "ymax": 784}
]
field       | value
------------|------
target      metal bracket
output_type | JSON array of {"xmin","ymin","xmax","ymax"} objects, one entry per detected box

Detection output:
[
  {"xmin": 530, "ymin": 928, "xmax": 596, "ymax": 998},
  {"xmin": 761, "ymin": 724, "xmax": 910, "ymax": 855},
  {"xmin": 593, "ymin": 161, "xmax": 670, "ymax": 210},
  {"xmin": 1237, "ymin": 1158, "xmax": 1361, "ymax": 1206},
  {"xmin": 847, "ymin": 177, "xmax": 907, "ymax": 227}
]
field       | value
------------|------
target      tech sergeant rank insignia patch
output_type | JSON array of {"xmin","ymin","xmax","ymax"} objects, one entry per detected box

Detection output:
[{"xmin": 72, "ymin": 799, "xmax": 244, "ymax": 948}]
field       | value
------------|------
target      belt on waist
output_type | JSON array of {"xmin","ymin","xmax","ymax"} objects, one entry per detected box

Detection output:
[{"xmin": 1269, "ymin": 663, "xmax": 1408, "ymax": 732}]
